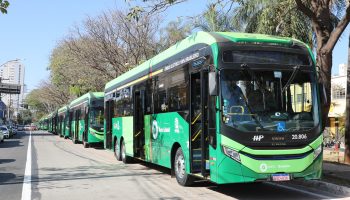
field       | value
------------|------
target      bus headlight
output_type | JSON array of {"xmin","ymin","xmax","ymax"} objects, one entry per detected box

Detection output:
[
  {"xmin": 222, "ymin": 146, "xmax": 241, "ymax": 162},
  {"xmin": 314, "ymin": 145, "xmax": 322, "ymax": 159}
]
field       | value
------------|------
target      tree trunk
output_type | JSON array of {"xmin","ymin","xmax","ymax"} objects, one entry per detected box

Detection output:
[
  {"xmin": 345, "ymin": 33, "xmax": 350, "ymax": 164},
  {"xmin": 317, "ymin": 50, "xmax": 332, "ymax": 131}
]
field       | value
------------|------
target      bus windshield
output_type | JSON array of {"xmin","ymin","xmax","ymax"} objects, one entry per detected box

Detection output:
[
  {"xmin": 90, "ymin": 106, "xmax": 104, "ymax": 131},
  {"xmin": 220, "ymin": 67, "xmax": 319, "ymax": 132}
]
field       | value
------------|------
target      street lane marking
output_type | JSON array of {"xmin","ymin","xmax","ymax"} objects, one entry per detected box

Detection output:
[{"xmin": 21, "ymin": 131, "xmax": 32, "ymax": 200}]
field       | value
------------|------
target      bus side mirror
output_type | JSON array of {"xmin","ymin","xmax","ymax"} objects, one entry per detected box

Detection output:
[
  {"xmin": 318, "ymin": 83, "xmax": 327, "ymax": 105},
  {"xmin": 209, "ymin": 72, "xmax": 218, "ymax": 96}
]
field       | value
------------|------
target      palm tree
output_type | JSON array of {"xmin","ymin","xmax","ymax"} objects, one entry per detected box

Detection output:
[
  {"xmin": 232, "ymin": 0, "xmax": 314, "ymax": 47},
  {"xmin": 193, "ymin": 2, "xmax": 236, "ymax": 32}
]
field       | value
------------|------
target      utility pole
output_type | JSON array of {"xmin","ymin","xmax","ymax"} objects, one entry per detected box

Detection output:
[{"xmin": 344, "ymin": 32, "xmax": 350, "ymax": 164}]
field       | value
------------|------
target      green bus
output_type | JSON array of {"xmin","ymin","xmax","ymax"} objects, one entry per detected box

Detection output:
[
  {"xmin": 39, "ymin": 116, "xmax": 49, "ymax": 130},
  {"xmin": 69, "ymin": 92, "xmax": 105, "ymax": 148},
  {"xmin": 103, "ymin": 31, "xmax": 323, "ymax": 186},
  {"xmin": 57, "ymin": 105, "xmax": 69, "ymax": 138},
  {"xmin": 48, "ymin": 111, "xmax": 58, "ymax": 134}
]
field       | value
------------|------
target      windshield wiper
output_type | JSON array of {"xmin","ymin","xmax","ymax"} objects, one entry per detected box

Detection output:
[{"xmin": 282, "ymin": 65, "xmax": 300, "ymax": 93}]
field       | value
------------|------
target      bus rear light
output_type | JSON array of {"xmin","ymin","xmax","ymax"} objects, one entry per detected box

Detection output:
[
  {"xmin": 222, "ymin": 145, "xmax": 241, "ymax": 162},
  {"xmin": 313, "ymin": 145, "xmax": 322, "ymax": 159}
]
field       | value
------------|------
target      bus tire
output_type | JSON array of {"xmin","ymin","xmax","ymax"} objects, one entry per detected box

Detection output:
[
  {"xmin": 83, "ymin": 141, "xmax": 89, "ymax": 148},
  {"xmin": 121, "ymin": 140, "xmax": 132, "ymax": 164},
  {"xmin": 174, "ymin": 147, "xmax": 193, "ymax": 186},
  {"xmin": 114, "ymin": 138, "xmax": 122, "ymax": 161},
  {"xmin": 73, "ymin": 135, "xmax": 78, "ymax": 144}
]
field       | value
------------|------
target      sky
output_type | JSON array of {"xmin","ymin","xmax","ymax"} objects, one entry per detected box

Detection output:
[{"xmin": 0, "ymin": 0, "xmax": 349, "ymax": 93}]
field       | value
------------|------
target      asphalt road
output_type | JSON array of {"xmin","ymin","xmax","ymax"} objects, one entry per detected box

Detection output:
[
  {"xmin": 0, "ymin": 131, "xmax": 29, "ymax": 200},
  {"xmin": 0, "ymin": 131, "xmax": 347, "ymax": 200}
]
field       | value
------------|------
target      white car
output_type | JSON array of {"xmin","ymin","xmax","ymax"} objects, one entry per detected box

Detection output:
[
  {"xmin": 1, "ymin": 126, "xmax": 9, "ymax": 139},
  {"xmin": 0, "ymin": 130, "xmax": 3, "ymax": 142}
]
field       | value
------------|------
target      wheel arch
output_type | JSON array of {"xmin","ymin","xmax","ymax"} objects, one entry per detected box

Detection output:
[{"xmin": 171, "ymin": 142, "xmax": 181, "ymax": 175}]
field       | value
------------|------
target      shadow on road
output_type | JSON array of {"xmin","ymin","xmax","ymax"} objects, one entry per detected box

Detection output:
[
  {"xmin": 0, "ymin": 159, "xmax": 16, "ymax": 164},
  {"xmin": 0, "ymin": 173, "xmax": 22, "ymax": 185},
  {"xmin": 0, "ymin": 132, "xmax": 28, "ymax": 148},
  {"xmin": 131, "ymin": 161, "xmax": 340, "ymax": 200}
]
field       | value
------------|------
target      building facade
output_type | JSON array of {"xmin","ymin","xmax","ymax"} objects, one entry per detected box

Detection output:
[
  {"xmin": 0, "ymin": 60, "xmax": 25, "ymax": 118},
  {"xmin": 328, "ymin": 63, "xmax": 347, "ymax": 141}
]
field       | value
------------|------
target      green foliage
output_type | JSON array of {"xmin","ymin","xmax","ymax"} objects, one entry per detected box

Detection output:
[
  {"xmin": 17, "ymin": 109, "xmax": 32, "ymax": 125},
  {"xmin": 232, "ymin": 0, "xmax": 313, "ymax": 47},
  {"xmin": 0, "ymin": 0, "xmax": 9, "ymax": 14},
  {"xmin": 193, "ymin": 2, "xmax": 236, "ymax": 32},
  {"xmin": 159, "ymin": 18, "xmax": 192, "ymax": 50},
  {"xmin": 49, "ymin": 40, "xmax": 107, "ymax": 98}
]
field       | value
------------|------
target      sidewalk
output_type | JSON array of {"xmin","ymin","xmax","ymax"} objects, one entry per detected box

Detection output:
[{"xmin": 323, "ymin": 161, "xmax": 350, "ymax": 187}]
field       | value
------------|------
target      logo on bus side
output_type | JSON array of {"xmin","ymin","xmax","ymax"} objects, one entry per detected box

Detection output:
[
  {"xmin": 152, "ymin": 120, "xmax": 159, "ymax": 140},
  {"xmin": 260, "ymin": 163, "xmax": 268, "ymax": 172},
  {"xmin": 253, "ymin": 135, "xmax": 264, "ymax": 141}
]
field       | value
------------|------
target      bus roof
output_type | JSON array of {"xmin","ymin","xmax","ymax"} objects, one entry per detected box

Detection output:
[
  {"xmin": 58, "ymin": 105, "xmax": 68, "ymax": 114},
  {"xmin": 104, "ymin": 31, "xmax": 299, "ymax": 92},
  {"xmin": 69, "ymin": 92, "xmax": 104, "ymax": 108}
]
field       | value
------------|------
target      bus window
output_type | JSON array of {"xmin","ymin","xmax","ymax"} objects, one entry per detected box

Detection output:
[
  {"xmin": 154, "ymin": 75, "xmax": 168, "ymax": 113},
  {"xmin": 168, "ymin": 68, "xmax": 188, "ymax": 111},
  {"xmin": 115, "ymin": 87, "xmax": 133, "ymax": 117}
]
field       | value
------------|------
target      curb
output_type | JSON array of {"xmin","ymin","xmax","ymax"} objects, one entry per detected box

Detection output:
[{"xmin": 287, "ymin": 179, "xmax": 350, "ymax": 197}]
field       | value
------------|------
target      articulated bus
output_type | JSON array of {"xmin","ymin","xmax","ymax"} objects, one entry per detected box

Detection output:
[
  {"xmin": 57, "ymin": 106, "xmax": 69, "ymax": 138},
  {"xmin": 69, "ymin": 92, "xmax": 105, "ymax": 148},
  {"xmin": 104, "ymin": 32, "xmax": 323, "ymax": 186}
]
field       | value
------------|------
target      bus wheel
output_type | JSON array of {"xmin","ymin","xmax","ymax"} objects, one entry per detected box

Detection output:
[
  {"xmin": 114, "ymin": 139, "xmax": 121, "ymax": 161},
  {"xmin": 83, "ymin": 141, "xmax": 89, "ymax": 148},
  {"xmin": 121, "ymin": 140, "xmax": 131, "ymax": 164},
  {"xmin": 73, "ymin": 135, "xmax": 77, "ymax": 144},
  {"xmin": 174, "ymin": 147, "xmax": 193, "ymax": 186}
]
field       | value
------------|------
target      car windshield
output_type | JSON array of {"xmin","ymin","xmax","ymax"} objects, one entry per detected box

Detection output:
[
  {"xmin": 0, "ymin": 127, "xmax": 7, "ymax": 131},
  {"xmin": 220, "ymin": 67, "xmax": 318, "ymax": 132}
]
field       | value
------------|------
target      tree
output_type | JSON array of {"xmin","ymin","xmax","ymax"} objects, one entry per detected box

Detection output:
[
  {"xmin": 65, "ymin": 10, "xmax": 161, "ymax": 79},
  {"xmin": 193, "ymin": 2, "xmax": 236, "ymax": 32},
  {"xmin": 49, "ymin": 41, "xmax": 108, "ymax": 97},
  {"xmin": 17, "ymin": 109, "xmax": 32, "ymax": 125},
  {"xmin": 294, "ymin": 0, "xmax": 350, "ymax": 129},
  {"xmin": 231, "ymin": 0, "xmax": 313, "ymax": 47},
  {"xmin": 126, "ymin": 0, "xmax": 187, "ymax": 20},
  {"xmin": 158, "ymin": 18, "xmax": 192, "ymax": 50},
  {"xmin": 0, "ymin": 0, "xmax": 9, "ymax": 14}
]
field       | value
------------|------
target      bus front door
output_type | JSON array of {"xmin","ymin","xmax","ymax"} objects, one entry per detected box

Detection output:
[
  {"xmin": 105, "ymin": 100, "xmax": 114, "ymax": 149},
  {"xmin": 134, "ymin": 90, "xmax": 145, "ymax": 159},
  {"xmin": 190, "ymin": 70, "xmax": 209, "ymax": 176},
  {"xmin": 83, "ymin": 106, "xmax": 89, "ymax": 144}
]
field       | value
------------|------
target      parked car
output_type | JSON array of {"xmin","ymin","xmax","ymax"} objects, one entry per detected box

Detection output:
[
  {"xmin": 18, "ymin": 125, "xmax": 24, "ymax": 131},
  {"xmin": 0, "ymin": 129, "xmax": 4, "ymax": 142},
  {"xmin": 24, "ymin": 125, "xmax": 31, "ymax": 131},
  {"xmin": 31, "ymin": 125, "xmax": 37, "ymax": 131},
  {"xmin": 1, "ymin": 126, "xmax": 9, "ymax": 139}
]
